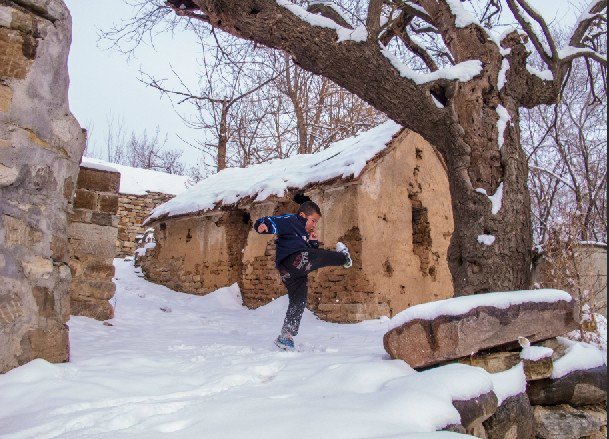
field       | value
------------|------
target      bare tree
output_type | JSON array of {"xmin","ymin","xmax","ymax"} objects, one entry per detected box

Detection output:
[{"xmin": 117, "ymin": 0, "xmax": 607, "ymax": 295}]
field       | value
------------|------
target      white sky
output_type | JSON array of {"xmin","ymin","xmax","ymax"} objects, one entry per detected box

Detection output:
[{"xmin": 64, "ymin": 0, "xmax": 588, "ymax": 168}]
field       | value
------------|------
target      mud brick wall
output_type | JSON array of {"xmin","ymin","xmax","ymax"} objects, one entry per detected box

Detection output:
[
  {"xmin": 0, "ymin": 0, "xmax": 86, "ymax": 373},
  {"xmin": 68, "ymin": 166, "xmax": 120, "ymax": 320},
  {"xmin": 144, "ymin": 130, "xmax": 455, "ymax": 324},
  {"xmin": 141, "ymin": 209, "xmax": 251, "ymax": 296},
  {"xmin": 117, "ymin": 192, "xmax": 174, "ymax": 257}
]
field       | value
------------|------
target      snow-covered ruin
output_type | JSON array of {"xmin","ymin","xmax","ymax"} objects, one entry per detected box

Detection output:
[{"xmin": 141, "ymin": 122, "xmax": 455, "ymax": 322}]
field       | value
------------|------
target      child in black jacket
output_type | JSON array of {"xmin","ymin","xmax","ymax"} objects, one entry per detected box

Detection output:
[{"xmin": 254, "ymin": 201, "xmax": 352, "ymax": 350}]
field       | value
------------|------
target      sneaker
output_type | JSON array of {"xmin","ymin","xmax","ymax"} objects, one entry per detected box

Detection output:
[
  {"xmin": 274, "ymin": 336, "xmax": 295, "ymax": 351},
  {"xmin": 335, "ymin": 242, "xmax": 353, "ymax": 268}
]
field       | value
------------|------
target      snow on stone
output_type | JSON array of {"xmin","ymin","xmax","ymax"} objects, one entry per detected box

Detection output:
[
  {"xmin": 276, "ymin": 0, "xmax": 367, "ymax": 43},
  {"xmin": 520, "ymin": 346, "xmax": 553, "ymax": 361},
  {"xmin": 0, "ymin": 258, "xmax": 485, "ymax": 438},
  {"xmin": 526, "ymin": 65, "xmax": 554, "ymax": 81},
  {"xmin": 478, "ymin": 234, "xmax": 496, "ymax": 246},
  {"xmin": 81, "ymin": 157, "xmax": 190, "ymax": 196},
  {"xmin": 389, "ymin": 289, "xmax": 572, "ymax": 330},
  {"xmin": 491, "ymin": 363, "xmax": 527, "ymax": 405},
  {"xmin": 552, "ymin": 341, "xmax": 607, "ymax": 379},
  {"xmin": 496, "ymin": 105, "xmax": 511, "ymax": 149},
  {"xmin": 382, "ymin": 48, "xmax": 483, "ymax": 84},
  {"xmin": 498, "ymin": 58, "xmax": 510, "ymax": 90},
  {"xmin": 148, "ymin": 121, "xmax": 402, "ymax": 222}
]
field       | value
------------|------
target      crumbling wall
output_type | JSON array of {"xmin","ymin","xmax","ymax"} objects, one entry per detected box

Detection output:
[
  {"xmin": 357, "ymin": 129, "xmax": 454, "ymax": 316},
  {"xmin": 0, "ymin": 0, "xmax": 86, "ymax": 373},
  {"xmin": 68, "ymin": 166, "xmax": 119, "ymax": 320},
  {"xmin": 142, "ymin": 209, "xmax": 250, "ymax": 295},
  {"xmin": 117, "ymin": 192, "xmax": 174, "ymax": 257}
]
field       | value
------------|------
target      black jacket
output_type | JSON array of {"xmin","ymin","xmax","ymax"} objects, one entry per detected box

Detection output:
[{"xmin": 254, "ymin": 214, "xmax": 319, "ymax": 266}]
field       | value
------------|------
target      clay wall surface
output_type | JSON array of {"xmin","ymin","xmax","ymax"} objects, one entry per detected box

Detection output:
[
  {"xmin": 68, "ymin": 166, "xmax": 119, "ymax": 320},
  {"xmin": 142, "ymin": 210, "xmax": 250, "ymax": 295},
  {"xmin": 0, "ymin": 0, "xmax": 86, "ymax": 373},
  {"xmin": 144, "ymin": 129, "xmax": 454, "ymax": 323},
  {"xmin": 117, "ymin": 192, "xmax": 173, "ymax": 257}
]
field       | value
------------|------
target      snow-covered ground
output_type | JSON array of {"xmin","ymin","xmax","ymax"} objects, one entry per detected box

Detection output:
[{"xmin": 0, "ymin": 259, "xmax": 482, "ymax": 438}]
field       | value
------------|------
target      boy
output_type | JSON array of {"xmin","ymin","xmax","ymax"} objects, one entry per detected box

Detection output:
[{"xmin": 254, "ymin": 201, "xmax": 352, "ymax": 351}]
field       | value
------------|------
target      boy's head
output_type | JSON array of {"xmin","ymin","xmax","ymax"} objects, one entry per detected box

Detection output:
[{"xmin": 298, "ymin": 201, "xmax": 321, "ymax": 233}]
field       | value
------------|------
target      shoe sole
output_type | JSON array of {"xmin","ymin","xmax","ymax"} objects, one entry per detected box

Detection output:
[{"xmin": 274, "ymin": 339, "xmax": 295, "ymax": 352}]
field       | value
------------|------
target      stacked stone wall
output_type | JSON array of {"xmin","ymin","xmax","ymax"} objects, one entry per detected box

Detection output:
[
  {"xmin": 68, "ymin": 167, "xmax": 119, "ymax": 320},
  {"xmin": 0, "ymin": 0, "xmax": 86, "ymax": 373},
  {"xmin": 117, "ymin": 192, "xmax": 174, "ymax": 257}
]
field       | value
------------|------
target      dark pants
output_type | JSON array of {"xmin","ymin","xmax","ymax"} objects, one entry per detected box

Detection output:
[{"xmin": 278, "ymin": 248, "xmax": 347, "ymax": 337}]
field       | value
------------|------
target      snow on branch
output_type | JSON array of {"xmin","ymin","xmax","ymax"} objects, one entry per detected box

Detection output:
[
  {"xmin": 276, "ymin": 0, "xmax": 367, "ymax": 42},
  {"xmin": 382, "ymin": 47, "xmax": 482, "ymax": 85},
  {"xmin": 506, "ymin": 0, "xmax": 556, "ymax": 65}
]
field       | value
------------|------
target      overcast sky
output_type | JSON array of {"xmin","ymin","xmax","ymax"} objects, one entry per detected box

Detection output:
[{"xmin": 63, "ymin": 0, "xmax": 587, "ymax": 170}]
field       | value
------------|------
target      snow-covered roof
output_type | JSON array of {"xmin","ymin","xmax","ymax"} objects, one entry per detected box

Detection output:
[
  {"xmin": 80, "ymin": 157, "xmax": 190, "ymax": 196},
  {"xmin": 147, "ymin": 121, "xmax": 403, "ymax": 223}
]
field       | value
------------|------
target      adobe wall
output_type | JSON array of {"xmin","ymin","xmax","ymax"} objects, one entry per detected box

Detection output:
[
  {"xmin": 141, "ymin": 209, "xmax": 251, "ymax": 295},
  {"xmin": 0, "ymin": 1, "xmax": 86, "ymax": 373},
  {"xmin": 117, "ymin": 192, "xmax": 174, "ymax": 257},
  {"xmin": 240, "ymin": 130, "xmax": 454, "ymax": 322},
  {"xmin": 68, "ymin": 166, "xmax": 119, "ymax": 320}
]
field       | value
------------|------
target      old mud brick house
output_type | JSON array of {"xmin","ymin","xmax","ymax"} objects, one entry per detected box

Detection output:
[
  {"xmin": 68, "ymin": 163, "xmax": 120, "ymax": 321},
  {"xmin": 80, "ymin": 157, "xmax": 190, "ymax": 257},
  {"xmin": 142, "ymin": 122, "xmax": 455, "ymax": 322},
  {"xmin": 0, "ymin": 0, "xmax": 86, "ymax": 373}
]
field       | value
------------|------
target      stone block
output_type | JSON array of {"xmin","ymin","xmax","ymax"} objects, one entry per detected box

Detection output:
[
  {"xmin": 534, "ymin": 404, "xmax": 607, "ymax": 439},
  {"xmin": 33, "ymin": 286, "xmax": 55, "ymax": 318},
  {"xmin": 91, "ymin": 212, "xmax": 114, "ymax": 227},
  {"xmin": 77, "ymin": 167, "xmax": 120, "ymax": 193},
  {"xmin": 0, "ymin": 84, "xmax": 12, "ymax": 112},
  {"xmin": 482, "ymin": 393, "xmax": 534, "ymax": 439},
  {"xmin": 452, "ymin": 390, "xmax": 499, "ymax": 433},
  {"xmin": 70, "ymin": 279, "xmax": 116, "ymax": 301},
  {"xmin": 0, "ymin": 162, "xmax": 20, "ymax": 187},
  {"xmin": 3, "ymin": 214, "xmax": 43, "ymax": 247},
  {"xmin": 73, "ymin": 188, "xmax": 97, "ymax": 210},
  {"xmin": 69, "ymin": 208, "xmax": 91, "ymax": 224},
  {"xmin": 527, "ymin": 365, "xmax": 607, "ymax": 406},
  {"xmin": 522, "ymin": 356, "xmax": 553, "ymax": 381},
  {"xmin": 21, "ymin": 256, "xmax": 54, "ymax": 281},
  {"xmin": 69, "ymin": 222, "xmax": 117, "ymax": 260},
  {"xmin": 25, "ymin": 322, "xmax": 70, "ymax": 365},
  {"xmin": 98, "ymin": 193, "xmax": 119, "ymax": 214},
  {"xmin": 383, "ymin": 299, "xmax": 577, "ymax": 369},
  {"xmin": 71, "ymin": 299, "xmax": 114, "ymax": 321}
]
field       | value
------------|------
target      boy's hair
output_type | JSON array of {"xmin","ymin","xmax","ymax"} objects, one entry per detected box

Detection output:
[{"xmin": 298, "ymin": 201, "xmax": 322, "ymax": 217}]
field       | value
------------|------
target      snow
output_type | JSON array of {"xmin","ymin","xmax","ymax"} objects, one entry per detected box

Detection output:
[
  {"xmin": 490, "ymin": 363, "xmax": 527, "ymax": 405},
  {"xmin": 382, "ymin": 48, "xmax": 483, "ymax": 85},
  {"xmin": 389, "ymin": 289, "xmax": 572, "ymax": 330},
  {"xmin": 478, "ymin": 234, "xmax": 496, "ymax": 246},
  {"xmin": 276, "ymin": 0, "xmax": 367, "ymax": 43},
  {"xmin": 309, "ymin": 0, "xmax": 353, "ymax": 27},
  {"xmin": 558, "ymin": 45, "xmax": 606, "ymax": 62},
  {"xmin": 148, "ymin": 121, "xmax": 402, "ymax": 222},
  {"xmin": 498, "ymin": 58, "xmax": 510, "ymax": 91},
  {"xmin": 0, "ymin": 259, "xmax": 484, "ymax": 438},
  {"xmin": 520, "ymin": 346, "xmax": 553, "ymax": 361},
  {"xmin": 81, "ymin": 157, "xmax": 190, "ymax": 196},
  {"xmin": 551, "ymin": 341, "xmax": 607, "ymax": 379},
  {"xmin": 496, "ymin": 105, "xmax": 511, "ymax": 149},
  {"xmin": 526, "ymin": 65, "xmax": 554, "ymax": 81},
  {"xmin": 489, "ymin": 182, "xmax": 504, "ymax": 215},
  {"xmin": 444, "ymin": 0, "xmax": 479, "ymax": 28}
]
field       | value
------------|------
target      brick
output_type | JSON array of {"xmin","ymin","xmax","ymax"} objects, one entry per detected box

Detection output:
[
  {"xmin": 74, "ymin": 189, "xmax": 97, "ymax": 210},
  {"xmin": 98, "ymin": 193, "xmax": 119, "ymax": 214},
  {"xmin": 77, "ymin": 167, "xmax": 120, "ymax": 193}
]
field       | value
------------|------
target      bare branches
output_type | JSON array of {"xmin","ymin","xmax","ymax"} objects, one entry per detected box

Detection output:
[
  {"xmin": 569, "ymin": 0, "xmax": 608, "ymax": 48},
  {"xmin": 366, "ymin": 0, "xmax": 385, "ymax": 39},
  {"xmin": 505, "ymin": 0, "xmax": 555, "ymax": 65}
]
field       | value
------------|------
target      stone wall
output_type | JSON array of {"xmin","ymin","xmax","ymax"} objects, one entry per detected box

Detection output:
[
  {"xmin": 0, "ymin": 0, "xmax": 86, "ymax": 373},
  {"xmin": 117, "ymin": 192, "xmax": 174, "ymax": 257},
  {"xmin": 142, "ymin": 130, "xmax": 455, "ymax": 323},
  {"xmin": 68, "ymin": 166, "xmax": 119, "ymax": 320}
]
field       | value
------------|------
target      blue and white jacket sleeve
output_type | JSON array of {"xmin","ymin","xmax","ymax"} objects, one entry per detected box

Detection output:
[{"xmin": 253, "ymin": 215, "xmax": 290, "ymax": 235}]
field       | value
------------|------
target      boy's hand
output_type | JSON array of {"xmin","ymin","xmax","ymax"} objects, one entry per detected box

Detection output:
[
  {"xmin": 309, "ymin": 231, "xmax": 318, "ymax": 240},
  {"xmin": 257, "ymin": 223, "xmax": 268, "ymax": 233}
]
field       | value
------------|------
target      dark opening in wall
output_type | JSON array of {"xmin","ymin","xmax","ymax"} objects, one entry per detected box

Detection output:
[
  {"xmin": 293, "ymin": 193, "xmax": 312, "ymax": 205},
  {"xmin": 242, "ymin": 212, "xmax": 251, "ymax": 225}
]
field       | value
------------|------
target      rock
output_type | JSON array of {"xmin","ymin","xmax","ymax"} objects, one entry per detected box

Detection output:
[
  {"xmin": 534, "ymin": 404, "xmax": 607, "ymax": 439},
  {"xmin": 528, "ymin": 365, "xmax": 607, "ymax": 407},
  {"xmin": 483, "ymin": 393, "xmax": 534, "ymax": 439},
  {"xmin": 460, "ymin": 351, "xmax": 521, "ymax": 374},
  {"xmin": 384, "ymin": 298, "xmax": 577, "ymax": 369},
  {"xmin": 452, "ymin": 390, "xmax": 499, "ymax": 433},
  {"xmin": 522, "ymin": 357, "xmax": 553, "ymax": 381}
]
